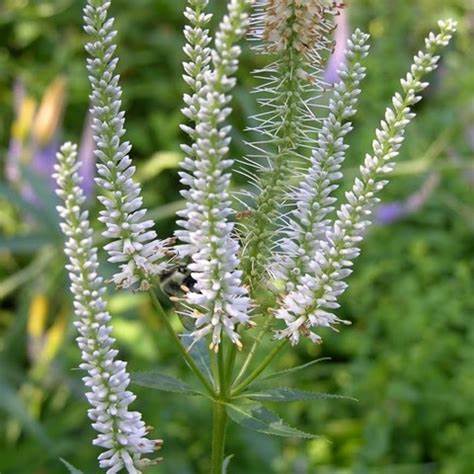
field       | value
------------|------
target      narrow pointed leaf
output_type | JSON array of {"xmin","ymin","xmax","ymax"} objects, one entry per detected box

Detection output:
[
  {"xmin": 132, "ymin": 371, "xmax": 200, "ymax": 395},
  {"xmin": 226, "ymin": 401, "xmax": 316, "ymax": 439},
  {"xmin": 60, "ymin": 458, "xmax": 84, "ymax": 474},
  {"xmin": 0, "ymin": 234, "xmax": 56, "ymax": 253},
  {"xmin": 21, "ymin": 166, "xmax": 60, "ymax": 226},
  {"xmin": 181, "ymin": 325, "xmax": 214, "ymax": 385},
  {"xmin": 222, "ymin": 454, "xmax": 234, "ymax": 474},
  {"xmin": 0, "ymin": 378, "xmax": 52, "ymax": 448},
  {"xmin": 245, "ymin": 387, "xmax": 357, "ymax": 403},
  {"xmin": 261, "ymin": 357, "xmax": 331, "ymax": 382},
  {"xmin": 0, "ymin": 182, "xmax": 53, "ymax": 230}
]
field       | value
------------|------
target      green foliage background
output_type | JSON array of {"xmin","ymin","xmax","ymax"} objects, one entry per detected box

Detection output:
[{"xmin": 0, "ymin": 0, "xmax": 473, "ymax": 473}]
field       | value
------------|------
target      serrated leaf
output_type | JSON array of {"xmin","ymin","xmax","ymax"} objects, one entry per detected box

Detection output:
[
  {"xmin": 132, "ymin": 371, "xmax": 200, "ymax": 395},
  {"xmin": 245, "ymin": 387, "xmax": 357, "ymax": 403},
  {"xmin": 60, "ymin": 458, "xmax": 83, "ymax": 473},
  {"xmin": 261, "ymin": 357, "xmax": 331, "ymax": 382},
  {"xmin": 226, "ymin": 401, "xmax": 316, "ymax": 439}
]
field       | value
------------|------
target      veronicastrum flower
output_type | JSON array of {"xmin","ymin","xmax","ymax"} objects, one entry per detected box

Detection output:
[
  {"xmin": 54, "ymin": 142, "xmax": 162, "ymax": 473},
  {"xmin": 180, "ymin": 0, "xmax": 213, "ymax": 167},
  {"xmin": 275, "ymin": 19, "xmax": 457, "ymax": 345},
  {"xmin": 176, "ymin": 0, "xmax": 253, "ymax": 351},
  {"xmin": 275, "ymin": 29, "xmax": 370, "ymax": 291},
  {"xmin": 84, "ymin": 0, "xmax": 170, "ymax": 291},
  {"xmin": 241, "ymin": 0, "xmax": 340, "ymax": 285}
]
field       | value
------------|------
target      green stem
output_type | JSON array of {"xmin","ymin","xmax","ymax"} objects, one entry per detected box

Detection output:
[
  {"xmin": 217, "ymin": 343, "xmax": 226, "ymax": 395},
  {"xmin": 232, "ymin": 340, "xmax": 287, "ymax": 396},
  {"xmin": 224, "ymin": 344, "xmax": 238, "ymax": 394},
  {"xmin": 233, "ymin": 317, "xmax": 272, "ymax": 385},
  {"xmin": 149, "ymin": 290, "xmax": 215, "ymax": 397},
  {"xmin": 210, "ymin": 400, "xmax": 228, "ymax": 474}
]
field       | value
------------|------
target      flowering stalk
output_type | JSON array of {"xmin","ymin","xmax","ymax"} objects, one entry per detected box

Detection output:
[
  {"xmin": 180, "ymin": 0, "xmax": 213, "ymax": 178},
  {"xmin": 84, "ymin": 0, "xmax": 169, "ymax": 291},
  {"xmin": 241, "ymin": 0, "xmax": 340, "ymax": 286},
  {"xmin": 54, "ymin": 142, "xmax": 161, "ymax": 473},
  {"xmin": 275, "ymin": 19, "xmax": 457, "ymax": 345},
  {"xmin": 275, "ymin": 29, "xmax": 370, "ymax": 291},
  {"xmin": 176, "ymin": 0, "xmax": 253, "ymax": 351}
]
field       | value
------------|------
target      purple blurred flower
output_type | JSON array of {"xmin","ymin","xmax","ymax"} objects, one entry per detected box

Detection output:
[
  {"xmin": 6, "ymin": 78, "xmax": 95, "ymax": 205},
  {"xmin": 375, "ymin": 202, "xmax": 407, "ymax": 224},
  {"xmin": 325, "ymin": 7, "xmax": 350, "ymax": 84},
  {"xmin": 376, "ymin": 173, "xmax": 440, "ymax": 225}
]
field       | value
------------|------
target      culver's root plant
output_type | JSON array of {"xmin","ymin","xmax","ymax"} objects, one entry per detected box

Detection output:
[{"xmin": 55, "ymin": 0, "xmax": 456, "ymax": 472}]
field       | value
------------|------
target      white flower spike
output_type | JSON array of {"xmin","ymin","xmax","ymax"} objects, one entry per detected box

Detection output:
[
  {"xmin": 83, "ymin": 0, "xmax": 170, "ymax": 291},
  {"xmin": 275, "ymin": 19, "xmax": 457, "ymax": 345},
  {"xmin": 275, "ymin": 29, "xmax": 370, "ymax": 291},
  {"xmin": 176, "ymin": 0, "xmax": 254, "ymax": 351},
  {"xmin": 54, "ymin": 142, "xmax": 162, "ymax": 473}
]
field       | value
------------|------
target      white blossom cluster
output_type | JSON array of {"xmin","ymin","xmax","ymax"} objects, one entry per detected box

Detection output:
[
  {"xmin": 176, "ymin": 0, "xmax": 253, "ymax": 351},
  {"xmin": 84, "ymin": 0, "xmax": 170, "ymax": 291},
  {"xmin": 275, "ymin": 29, "xmax": 370, "ymax": 291},
  {"xmin": 241, "ymin": 0, "xmax": 340, "ymax": 283},
  {"xmin": 54, "ymin": 142, "xmax": 162, "ymax": 473},
  {"xmin": 275, "ymin": 19, "xmax": 457, "ymax": 345},
  {"xmin": 180, "ymin": 0, "xmax": 213, "ymax": 161}
]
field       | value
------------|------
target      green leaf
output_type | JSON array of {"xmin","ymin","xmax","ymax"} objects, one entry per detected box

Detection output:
[
  {"xmin": 0, "ymin": 377, "xmax": 52, "ymax": 449},
  {"xmin": 181, "ymin": 322, "xmax": 214, "ymax": 385},
  {"xmin": 0, "ymin": 249, "xmax": 55, "ymax": 301},
  {"xmin": 261, "ymin": 357, "xmax": 331, "ymax": 382},
  {"xmin": 0, "ymin": 182, "xmax": 53, "ymax": 230},
  {"xmin": 244, "ymin": 387, "xmax": 357, "ymax": 403},
  {"xmin": 21, "ymin": 166, "xmax": 60, "ymax": 227},
  {"xmin": 0, "ymin": 234, "xmax": 56, "ymax": 253},
  {"xmin": 222, "ymin": 454, "xmax": 234, "ymax": 474},
  {"xmin": 60, "ymin": 458, "xmax": 83, "ymax": 474},
  {"xmin": 132, "ymin": 371, "xmax": 200, "ymax": 395},
  {"xmin": 226, "ymin": 401, "xmax": 316, "ymax": 439},
  {"xmin": 149, "ymin": 200, "xmax": 185, "ymax": 222},
  {"xmin": 136, "ymin": 151, "xmax": 182, "ymax": 182}
]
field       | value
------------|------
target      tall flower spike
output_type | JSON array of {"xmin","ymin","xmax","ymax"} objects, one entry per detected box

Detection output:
[
  {"xmin": 275, "ymin": 29, "xmax": 370, "ymax": 292},
  {"xmin": 275, "ymin": 19, "xmax": 457, "ymax": 345},
  {"xmin": 241, "ymin": 0, "xmax": 340, "ymax": 286},
  {"xmin": 176, "ymin": 0, "xmax": 253, "ymax": 351},
  {"xmin": 83, "ymin": 0, "xmax": 170, "ymax": 291},
  {"xmin": 177, "ymin": 0, "xmax": 213, "ymax": 258},
  {"xmin": 54, "ymin": 142, "xmax": 162, "ymax": 473}
]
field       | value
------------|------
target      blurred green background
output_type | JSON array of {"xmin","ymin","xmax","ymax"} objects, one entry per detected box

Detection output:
[{"xmin": 0, "ymin": 0, "xmax": 473, "ymax": 473}]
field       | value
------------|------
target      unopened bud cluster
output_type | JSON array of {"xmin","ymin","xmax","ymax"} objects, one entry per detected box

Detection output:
[{"xmin": 261, "ymin": 0, "xmax": 342, "ymax": 53}]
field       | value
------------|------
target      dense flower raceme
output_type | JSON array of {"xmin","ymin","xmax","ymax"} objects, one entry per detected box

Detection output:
[
  {"xmin": 84, "ymin": 0, "xmax": 170, "ymax": 291},
  {"xmin": 54, "ymin": 142, "xmax": 162, "ymax": 473},
  {"xmin": 275, "ymin": 19, "xmax": 457, "ymax": 345},
  {"xmin": 275, "ymin": 29, "xmax": 370, "ymax": 291},
  {"xmin": 241, "ymin": 0, "xmax": 341, "ymax": 283},
  {"xmin": 176, "ymin": 0, "xmax": 253, "ymax": 351}
]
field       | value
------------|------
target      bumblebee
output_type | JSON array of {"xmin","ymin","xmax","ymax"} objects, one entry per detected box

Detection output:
[{"xmin": 159, "ymin": 263, "xmax": 196, "ymax": 299}]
